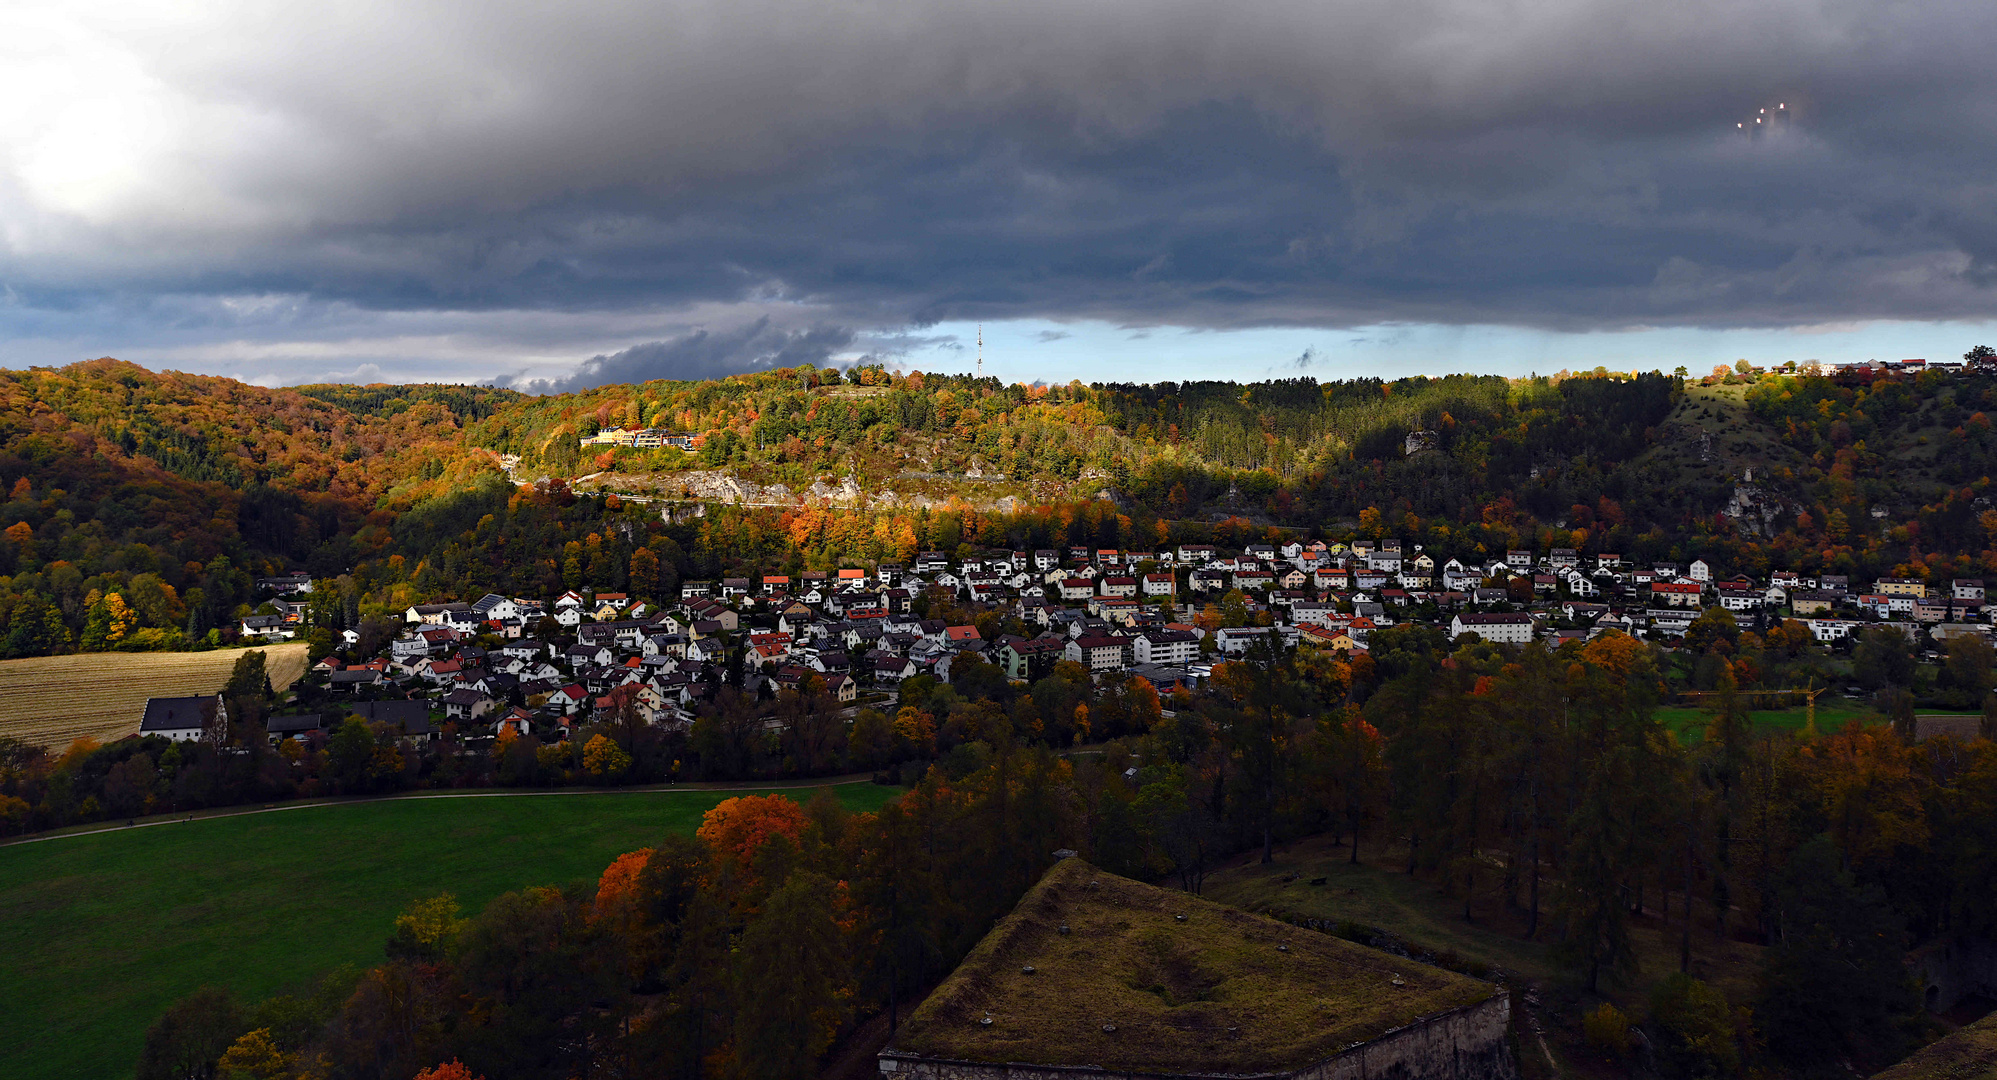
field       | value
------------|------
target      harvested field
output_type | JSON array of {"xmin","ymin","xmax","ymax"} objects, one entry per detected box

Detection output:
[{"xmin": 0, "ymin": 644, "xmax": 308, "ymax": 749}]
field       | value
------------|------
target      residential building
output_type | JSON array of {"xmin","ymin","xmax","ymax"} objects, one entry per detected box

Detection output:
[
  {"xmin": 1449, "ymin": 613, "xmax": 1535, "ymax": 644},
  {"xmin": 1651, "ymin": 581, "xmax": 1703, "ymax": 607},
  {"xmin": 140, "ymin": 695, "xmax": 225, "ymax": 743},
  {"xmin": 998, "ymin": 635, "xmax": 1068, "ymax": 681},
  {"xmin": 1066, "ymin": 634, "xmax": 1131, "ymax": 673},
  {"xmin": 1134, "ymin": 628, "xmax": 1200, "ymax": 666}
]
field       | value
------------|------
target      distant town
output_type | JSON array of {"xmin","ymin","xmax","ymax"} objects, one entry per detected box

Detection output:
[{"xmin": 181, "ymin": 537, "xmax": 1978, "ymax": 747}]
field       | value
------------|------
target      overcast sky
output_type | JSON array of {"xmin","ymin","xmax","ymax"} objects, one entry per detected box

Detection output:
[{"xmin": 4, "ymin": 0, "xmax": 1997, "ymax": 390}]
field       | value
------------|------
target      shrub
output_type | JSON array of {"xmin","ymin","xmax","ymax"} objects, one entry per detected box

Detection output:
[
  {"xmin": 1583, "ymin": 1002, "xmax": 1631, "ymax": 1057},
  {"xmin": 1649, "ymin": 973, "xmax": 1740, "ymax": 1077}
]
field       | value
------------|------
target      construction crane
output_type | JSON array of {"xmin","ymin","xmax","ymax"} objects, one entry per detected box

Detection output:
[{"xmin": 1676, "ymin": 683, "xmax": 1830, "ymax": 733}]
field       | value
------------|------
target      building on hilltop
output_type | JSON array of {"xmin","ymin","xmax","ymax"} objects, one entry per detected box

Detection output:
[{"xmin": 880, "ymin": 858, "xmax": 1514, "ymax": 1080}]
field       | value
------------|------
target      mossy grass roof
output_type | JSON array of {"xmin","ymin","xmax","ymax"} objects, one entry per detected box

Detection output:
[
  {"xmin": 1873, "ymin": 1013, "xmax": 1997, "ymax": 1080},
  {"xmin": 889, "ymin": 858, "xmax": 1499, "ymax": 1076}
]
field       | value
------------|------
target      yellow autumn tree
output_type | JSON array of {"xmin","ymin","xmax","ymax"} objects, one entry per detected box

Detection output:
[
  {"xmin": 388, "ymin": 893, "xmax": 467, "ymax": 959},
  {"xmin": 218, "ymin": 1028, "xmax": 291, "ymax": 1080},
  {"xmin": 892, "ymin": 706, "xmax": 936, "ymax": 754},
  {"xmin": 80, "ymin": 591, "xmax": 137, "ymax": 651},
  {"xmin": 583, "ymin": 733, "xmax": 633, "ymax": 780}
]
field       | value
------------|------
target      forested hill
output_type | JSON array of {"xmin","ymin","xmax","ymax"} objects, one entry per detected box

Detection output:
[
  {"xmin": 0, "ymin": 359, "xmax": 509, "ymax": 653},
  {"xmin": 2, "ymin": 357, "xmax": 1995, "ymax": 658},
  {"xmin": 463, "ymin": 362, "xmax": 1997, "ymax": 587},
  {"xmin": 465, "ymin": 364, "xmax": 1680, "ymax": 526}
]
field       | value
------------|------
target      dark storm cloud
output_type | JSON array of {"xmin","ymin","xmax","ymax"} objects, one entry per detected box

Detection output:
[
  {"xmin": 496, "ymin": 319, "xmax": 855, "ymax": 394},
  {"xmin": 8, "ymin": 0, "xmax": 1997, "ymax": 382}
]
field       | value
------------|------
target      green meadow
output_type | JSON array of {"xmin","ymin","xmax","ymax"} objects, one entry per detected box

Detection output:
[
  {"xmin": 0, "ymin": 783, "xmax": 899, "ymax": 1080},
  {"xmin": 1655, "ymin": 701, "xmax": 1979, "ymax": 743},
  {"xmin": 1656, "ymin": 700, "xmax": 1876, "ymax": 741}
]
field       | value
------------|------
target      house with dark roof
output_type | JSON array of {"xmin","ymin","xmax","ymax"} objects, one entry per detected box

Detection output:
[
  {"xmin": 997, "ymin": 634, "xmax": 1069, "ymax": 681},
  {"xmin": 442, "ymin": 688, "xmax": 499, "ymax": 721},
  {"xmin": 1066, "ymin": 634, "xmax": 1131, "ymax": 672},
  {"xmin": 239, "ymin": 613, "xmax": 294, "ymax": 640},
  {"xmin": 140, "ymin": 695, "xmax": 224, "ymax": 743},
  {"xmin": 264, "ymin": 713, "xmax": 325, "ymax": 744},
  {"xmin": 328, "ymin": 667, "xmax": 384, "ymax": 692},
  {"xmin": 871, "ymin": 655, "xmax": 917, "ymax": 682},
  {"xmin": 349, "ymin": 700, "xmax": 436, "ymax": 744}
]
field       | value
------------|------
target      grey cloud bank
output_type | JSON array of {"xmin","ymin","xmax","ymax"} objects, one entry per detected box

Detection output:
[
  {"xmin": 495, "ymin": 321, "xmax": 857, "ymax": 394},
  {"xmin": 3, "ymin": 0, "xmax": 1997, "ymax": 388}
]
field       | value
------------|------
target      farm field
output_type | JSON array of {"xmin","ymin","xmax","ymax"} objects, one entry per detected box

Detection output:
[
  {"xmin": 0, "ymin": 643, "xmax": 307, "ymax": 750},
  {"xmin": 0, "ymin": 781, "xmax": 900, "ymax": 1080}
]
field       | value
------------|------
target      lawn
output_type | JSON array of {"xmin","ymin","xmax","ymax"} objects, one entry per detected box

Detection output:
[
  {"xmin": 1656, "ymin": 701, "xmax": 1979, "ymax": 743},
  {"xmin": 0, "ymin": 782, "xmax": 900, "ymax": 1080},
  {"xmin": 1655, "ymin": 700, "xmax": 1882, "ymax": 741}
]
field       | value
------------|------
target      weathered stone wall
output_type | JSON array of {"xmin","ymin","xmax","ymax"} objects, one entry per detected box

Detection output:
[
  {"xmin": 1297, "ymin": 996, "xmax": 1515, "ymax": 1080},
  {"xmin": 1912, "ymin": 937, "xmax": 1997, "ymax": 1014},
  {"xmin": 878, "ymin": 994, "xmax": 1517, "ymax": 1080}
]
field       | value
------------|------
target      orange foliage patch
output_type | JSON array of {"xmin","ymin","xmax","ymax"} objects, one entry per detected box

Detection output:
[
  {"xmin": 413, "ymin": 1061, "xmax": 483, "ymax": 1080},
  {"xmin": 696, "ymin": 794, "xmax": 809, "ymax": 874},
  {"xmin": 594, "ymin": 847, "xmax": 655, "ymax": 919}
]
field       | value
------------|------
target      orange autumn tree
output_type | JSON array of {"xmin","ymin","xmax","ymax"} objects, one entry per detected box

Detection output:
[
  {"xmin": 413, "ymin": 1062, "xmax": 483, "ymax": 1080},
  {"xmin": 593, "ymin": 847, "xmax": 656, "ymax": 920},
  {"xmin": 1127, "ymin": 675, "xmax": 1163, "ymax": 730},
  {"xmin": 1793, "ymin": 725, "xmax": 1931, "ymax": 875},
  {"xmin": 696, "ymin": 794, "xmax": 810, "ymax": 882}
]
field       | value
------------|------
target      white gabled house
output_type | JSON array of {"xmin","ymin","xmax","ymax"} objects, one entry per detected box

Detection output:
[{"xmin": 140, "ymin": 695, "xmax": 225, "ymax": 743}]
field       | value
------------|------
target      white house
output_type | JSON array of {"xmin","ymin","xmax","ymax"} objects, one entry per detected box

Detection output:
[
  {"xmin": 390, "ymin": 635, "xmax": 431, "ymax": 662},
  {"xmin": 1805, "ymin": 618, "xmax": 1860, "ymax": 642},
  {"xmin": 1066, "ymin": 634, "xmax": 1130, "ymax": 672},
  {"xmin": 1214, "ymin": 626, "xmax": 1282, "ymax": 656},
  {"xmin": 471, "ymin": 594, "xmax": 521, "ymax": 622},
  {"xmin": 545, "ymin": 684, "xmax": 590, "ymax": 716},
  {"xmin": 140, "ymin": 695, "xmax": 225, "ymax": 743},
  {"xmin": 1449, "ymin": 613, "xmax": 1535, "ymax": 644},
  {"xmin": 1134, "ymin": 629, "xmax": 1200, "ymax": 666},
  {"xmin": 239, "ymin": 614, "xmax": 295, "ymax": 641}
]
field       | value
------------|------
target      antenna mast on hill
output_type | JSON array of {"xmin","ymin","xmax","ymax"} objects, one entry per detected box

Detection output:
[{"xmin": 977, "ymin": 324, "xmax": 984, "ymax": 379}]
